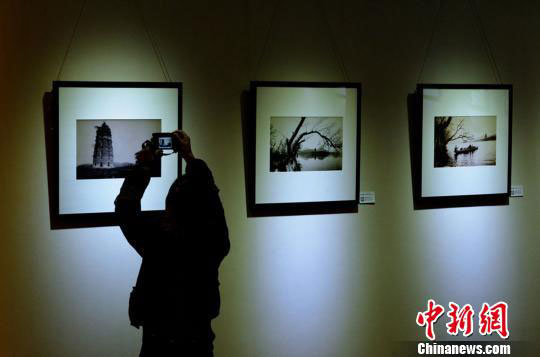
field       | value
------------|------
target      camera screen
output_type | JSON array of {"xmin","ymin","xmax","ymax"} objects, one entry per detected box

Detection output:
[{"xmin": 158, "ymin": 137, "xmax": 173, "ymax": 149}]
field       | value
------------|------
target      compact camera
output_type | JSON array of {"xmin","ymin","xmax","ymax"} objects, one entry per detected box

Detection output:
[{"xmin": 151, "ymin": 133, "xmax": 174, "ymax": 151}]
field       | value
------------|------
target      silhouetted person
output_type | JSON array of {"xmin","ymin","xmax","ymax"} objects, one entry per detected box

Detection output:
[{"xmin": 115, "ymin": 131, "xmax": 230, "ymax": 356}]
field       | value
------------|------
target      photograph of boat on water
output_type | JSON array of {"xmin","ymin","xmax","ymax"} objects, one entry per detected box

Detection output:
[
  {"xmin": 434, "ymin": 116, "xmax": 496, "ymax": 168},
  {"xmin": 416, "ymin": 84, "xmax": 512, "ymax": 205}
]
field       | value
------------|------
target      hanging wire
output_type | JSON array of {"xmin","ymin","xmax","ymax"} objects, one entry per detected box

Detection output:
[
  {"xmin": 467, "ymin": 0, "xmax": 503, "ymax": 84},
  {"xmin": 56, "ymin": 0, "xmax": 87, "ymax": 80},
  {"xmin": 254, "ymin": 0, "xmax": 281, "ymax": 79},
  {"xmin": 316, "ymin": 0, "xmax": 350, "ymax": 82},
  {"xmin": 254, "ymin": 0, "xmax": 350, "ymax": 82},
  {"xmin": 417, "ymin": 0, "xmax": 444, "ymax": 83},
  {"xmin": 136, "ymin": 0, "xmax": 172, "ymax": 82}
]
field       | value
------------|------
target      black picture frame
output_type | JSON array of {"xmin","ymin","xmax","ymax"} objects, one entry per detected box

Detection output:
[
  {"xmin": 413, "ymin": 83, "xmax": 512, "ymax": 209},
  {"xmin": 247, "ymin": 81, "xmax": 361, "ymax": 216},
  {"xmin": 45, "ymin": 81, "xmax": 182, "ymax": 229}
]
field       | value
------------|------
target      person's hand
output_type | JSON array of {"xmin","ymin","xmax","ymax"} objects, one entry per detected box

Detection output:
[
  {"xmin": 135, "ymin": 140, "xmax": 162, "ymax": 167},
  {"xmin": 172, "ymin": 130, "xmax": 195, "ymax": 162}
]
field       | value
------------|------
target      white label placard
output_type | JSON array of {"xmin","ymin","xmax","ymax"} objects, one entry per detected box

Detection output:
[
  {"xmin": 359, "ymin": 191, "xmax": 375, "ymax": 204},
  {"xmin": 510, "ymin": 185, "xmax": 524, "ymax": 197}
]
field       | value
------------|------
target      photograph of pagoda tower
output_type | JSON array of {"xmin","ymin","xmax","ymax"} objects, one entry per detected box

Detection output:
[
  {"xmin": 93, "ymin": 122, "xmax": 114, "ymax": 169},
  {"xmin": 76, "ymin": 119, "xmax": 161, "ymax": 179}
]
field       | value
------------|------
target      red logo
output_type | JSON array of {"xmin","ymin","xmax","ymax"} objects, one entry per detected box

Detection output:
[
  {"xmin": 479, "ymin": 302, "xmax": 509, "ymax": 339},
  {"xmin": 417, "ymin": 300, "xmax": 509, "ymax": 340},
  {"xmin": 446, "ymin": 302, "xmax": 474, "ymax": 337},
  {"xmin": 416, "ymin": 299, "xmax": 445, "ymax": 340}
]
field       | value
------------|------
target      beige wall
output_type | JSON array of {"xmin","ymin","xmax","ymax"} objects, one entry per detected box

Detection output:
[{"xmin": 0, "ymin": 0, "xmax": 539, "ymax": 355}]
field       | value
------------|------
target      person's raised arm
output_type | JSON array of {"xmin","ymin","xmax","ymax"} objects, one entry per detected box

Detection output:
[{"xmin": 114, "ymin": 141, "xmax": 162, "ymax": 257}]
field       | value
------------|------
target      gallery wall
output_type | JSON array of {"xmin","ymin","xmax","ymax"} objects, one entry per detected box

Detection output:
[{"xmin": 0, "ymin": 0, "xmax": 539, "ymax": 356}]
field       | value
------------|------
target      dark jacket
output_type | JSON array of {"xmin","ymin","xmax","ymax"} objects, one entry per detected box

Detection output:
[{"xmin": 114, "ymin": 159, "xmax": 230, "ymax": 331}]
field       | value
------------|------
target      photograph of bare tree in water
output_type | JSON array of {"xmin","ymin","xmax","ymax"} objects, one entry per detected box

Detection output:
[
  {"xmin": 250, "ymin": 81, "xmax": 360, "ymax": 213},
  {"xmin": 434, "ymin": 116, "xmax": 496, "ymax": 168},
  {"xmin": 270, "ymin": 116, "xmax": 343, "ymax": 172}
]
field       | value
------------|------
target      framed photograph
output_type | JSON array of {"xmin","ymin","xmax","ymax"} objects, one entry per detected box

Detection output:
[
  {"xmin": 248, "ymin": 81, "xmax": 361, "ymax": 215},
  {"xmin": 47, "ymin": 81, "xmax": 182, "ymax": 229},
  {"xmin": 415, "ymin": 84, "xmax": 512, "ymax": 207}
]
